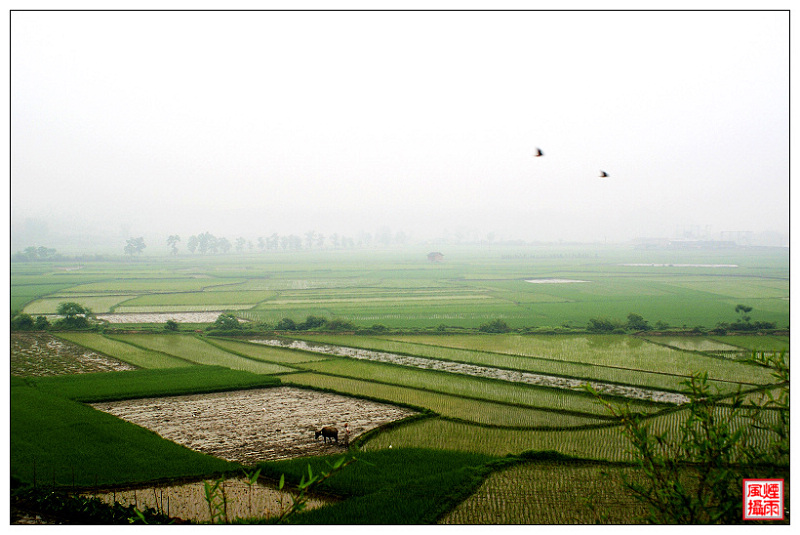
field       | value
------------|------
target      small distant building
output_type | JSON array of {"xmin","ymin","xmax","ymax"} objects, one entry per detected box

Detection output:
[{"xmin": 427, "ymin": 252, "xmax": 444, "ymax": 263}]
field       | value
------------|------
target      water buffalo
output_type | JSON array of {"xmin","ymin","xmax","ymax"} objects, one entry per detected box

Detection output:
[{"xmin": 315, "ymin": 426, "xmax": 338, "ymax": 444}]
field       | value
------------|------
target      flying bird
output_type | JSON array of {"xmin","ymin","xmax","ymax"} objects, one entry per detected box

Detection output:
[
  {"xmin": 534, "ymin": 148, "xmax": 544, "ymax": 157},
  {"xmin": 599, "ymin": 170, "xmax": 609, "ymax": 178}
]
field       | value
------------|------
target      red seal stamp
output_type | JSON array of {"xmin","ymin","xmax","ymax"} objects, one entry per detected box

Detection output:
[{"xmin": 743, "ymin": 479, "xmax": 784, "ymax": 520}]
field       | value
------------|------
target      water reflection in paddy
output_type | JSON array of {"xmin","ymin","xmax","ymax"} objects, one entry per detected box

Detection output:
[{"xmin": 251, "ymin": 338, "xmax": 689, "ymax": 405}]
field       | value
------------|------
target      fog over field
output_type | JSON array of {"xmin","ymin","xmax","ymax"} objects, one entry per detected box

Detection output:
[{"xmin": 10, "ymin": 10, "xmax": 789, "ymax": 253}]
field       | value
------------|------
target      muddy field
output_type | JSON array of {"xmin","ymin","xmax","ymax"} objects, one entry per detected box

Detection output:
[
  {"xmin": 87, "ymin": 476, "xmax": 334, "ymax": 523},
  {"xmin": 91, "ymin": 387, "xmax": 417, "ymax": 463},
  {"xmin": 11, "ymin": 332, "xmax": 137, "ymax": 377}
]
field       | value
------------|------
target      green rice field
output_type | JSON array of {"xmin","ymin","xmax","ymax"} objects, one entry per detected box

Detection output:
[
  {"xmin": 9, "ymin": 245, "xmax": 789, "ymax": 524},
  {"xmin": 12, "ymin": 245, "xmax": 788, "ymax": 329}
]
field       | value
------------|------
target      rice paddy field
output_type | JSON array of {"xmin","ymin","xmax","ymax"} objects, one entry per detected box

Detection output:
[
  {"xmin": 12, "ymin": 245, "xmax": 789, "ymax": 329},
  {"xmin": 9, "ymin": 245, "xmax": 789, "ymax": 524}
]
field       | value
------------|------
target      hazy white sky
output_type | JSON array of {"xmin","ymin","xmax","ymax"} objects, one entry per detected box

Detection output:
[{"xmin": 10, "ymin": 9, "xmax": 789, "ymax": 248}]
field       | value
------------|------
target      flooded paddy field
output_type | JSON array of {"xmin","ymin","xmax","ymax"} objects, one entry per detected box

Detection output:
[
  {"xmin": 91, "ymin": 387, "xmax": 418, "ymax": 463},
  {"xmin": 250, "ymin": 338, "xmax": 689, "ymax": 404},
  {"xmin": 11, "ymin": 332, "xmax": 137, "ymax": 377}
]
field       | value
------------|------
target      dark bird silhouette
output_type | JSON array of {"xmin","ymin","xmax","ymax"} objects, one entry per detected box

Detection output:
[
  {"xmin": 534, "ymin": 148, "xmax": 544, "ymax": 157},
  {"xmin": 599, "ymin": 170, "xmax": 609, "ymax": 178}
]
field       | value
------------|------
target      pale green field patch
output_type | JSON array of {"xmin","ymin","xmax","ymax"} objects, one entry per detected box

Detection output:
[
  {"xmin": 642, "ymin": 336, "xmax": 744, "ymax": 352},
  {"xmin": 286, "ymin": 372, "xmax": 606, "ymax": 428},
  {"xmin": 210, "ymin": 338, "xmax": 331, "ymax": 364},
  {"xmin": 55, "ymin": 333, "xmax": 192, "ymax": 368},
  {"xmin": 60, "ymin": 279, "xmax": 242, "ymax": 293},
  {"xmin": 122, "ymin": 290, "xmax": 275, "ymax": 306},
  {"xmin": 107, "ymin": 335, "xmax": 293, "ymax": 374},
  {"xmin": 663, "ymin": 278, "xmax": 788, "ymax": 299},
  {"xmin": 23, "ymin": 295, "xmax": 137, "ymax": 314},
  {"xmin": 375, "ymin": 334, "xmax": 774, "ymax": 386}
]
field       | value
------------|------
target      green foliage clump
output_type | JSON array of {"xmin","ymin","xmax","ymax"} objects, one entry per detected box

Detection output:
[
  {"xmin": 588, "ymin": 313, "xmax": 658, "ymax": 333},
  {"xmin": 587, "ymin": 317, "xmax": 621, "ymax": 333},
  {"xmin": 478, "ymin": 319, "xmax": 511, "ymax": 333},
  {"xmin": 625, "ymin": 313, "xmax": 652, "ymax": 332},
  {"xmin": 123, "ymin": 237, "xmax": 146, "ymax": 256},
  {"xmin": 589, "ymin": 350, "xmax": 789, "ymax": 524},
  {"xmin": 299, "ymin": 315, "xmax": 327, "ymax": 330},
  {"xmin": 272, "ymin": 315, "xmax": 356, "ymax": 332},
  {"xmin": 714, "ymin": 304, "xmax": 778, "ymax": 334},
  {"xmin": 212, "ymin": 313, "xmax": 241, "ymax": 331},
  {"xmin": 325, "ymin": 319, "xmax": 356, "ymax": 331},
  {"xmin": 275, "ymin": 318, "xmax": 298, "ymax": 331},
  {"xmin": 54, "ymin": 302, "xmax": 92, "ymax": 329},
  {"xmin": 11, "ymin": 313, "xmax": 35, "ymax": 331},
  {"xmin": 357, "ymin": 324, "xmax": 390, "ymax": 334}
]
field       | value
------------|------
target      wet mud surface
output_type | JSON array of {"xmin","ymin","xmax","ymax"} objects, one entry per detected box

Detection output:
[
  {"xmin": 91, "ymin": 387, "xmax": 417, "ymax": 463},
  {"xmin": 11, "ymin": 332, "xmax": 137, "ymax": 377}
]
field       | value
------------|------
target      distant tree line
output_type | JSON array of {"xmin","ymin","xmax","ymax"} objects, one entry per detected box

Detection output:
[
  {"xmin": 585, "ymin": 305, "xmax": 777, "ymax": 334},
  {"xmin": 11, "ymin": 303, "xmax": 781, "ymax": 336},
  {"xmin": 171, "ymin": 227, "xmax": 409, "ymax": 255},
  {"xmin": 10, "ymin": 302, "xmax": 92, "ymax": 331},
  {"xmin": 205, "ymin": 314, "xmax": 358, "ymax": 333},
  {"xmin": 12, "ymin": 246, "xmax": 60, "ymax": 262},
  {"xmin": 712, "ymin": 303, "xmax": 777, "ymax": 333}
]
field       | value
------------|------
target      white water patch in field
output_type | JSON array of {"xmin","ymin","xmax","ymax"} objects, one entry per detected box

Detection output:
[
  {"xmin": 525, "ymin": 279, "xmax": 590, "ymax": 284},
  {"xmin": 95, "ymin": 312, "xmax": 244, "ymax": 323},
  {"xmin": 250, "ymin": 339, "xmax": 689, "ymax": 405},
  {"xmin": 620, "ymin": 263, "xmax": 738, "ymax": 268}
]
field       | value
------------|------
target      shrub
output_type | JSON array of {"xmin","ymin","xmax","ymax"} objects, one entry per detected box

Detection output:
[
  {"xmin": 54, "ymin": 302, "xmax": 92, "ymax": 329},
  {"xmin": 589, "ymin": 350, "xmax": 789, "ymax": 523},
  {"xmin": 625, "ymin": 313, "xmax": 652, "ymax": 332},
  {"xmin": 300, "ymin": 315, "xmax": 327, "ymax": 330},
  {"xmin": 478, "ymin": 319, "xmax": 510, "ymax": 333},
  {"xmin": 275, "ymin": 318, "xmax": 298, "ymax": 331},
  {"xmin": 587, "ymin": 317, "xmax": 620, "ymax": 333},
  {"xmin": 34, "ymin": 316, "xmax": 50, "ymax": 330},
  {"xmin": 213, "ymin": 314, "xmax": 241, "ymax": 331},
  {"xmin": 11, "ymin": 313, "xmax": 34, "ymax": 331},
  {"xmin": 326, "ymin": 319, "xmax": 356, "ymax": 331}
]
